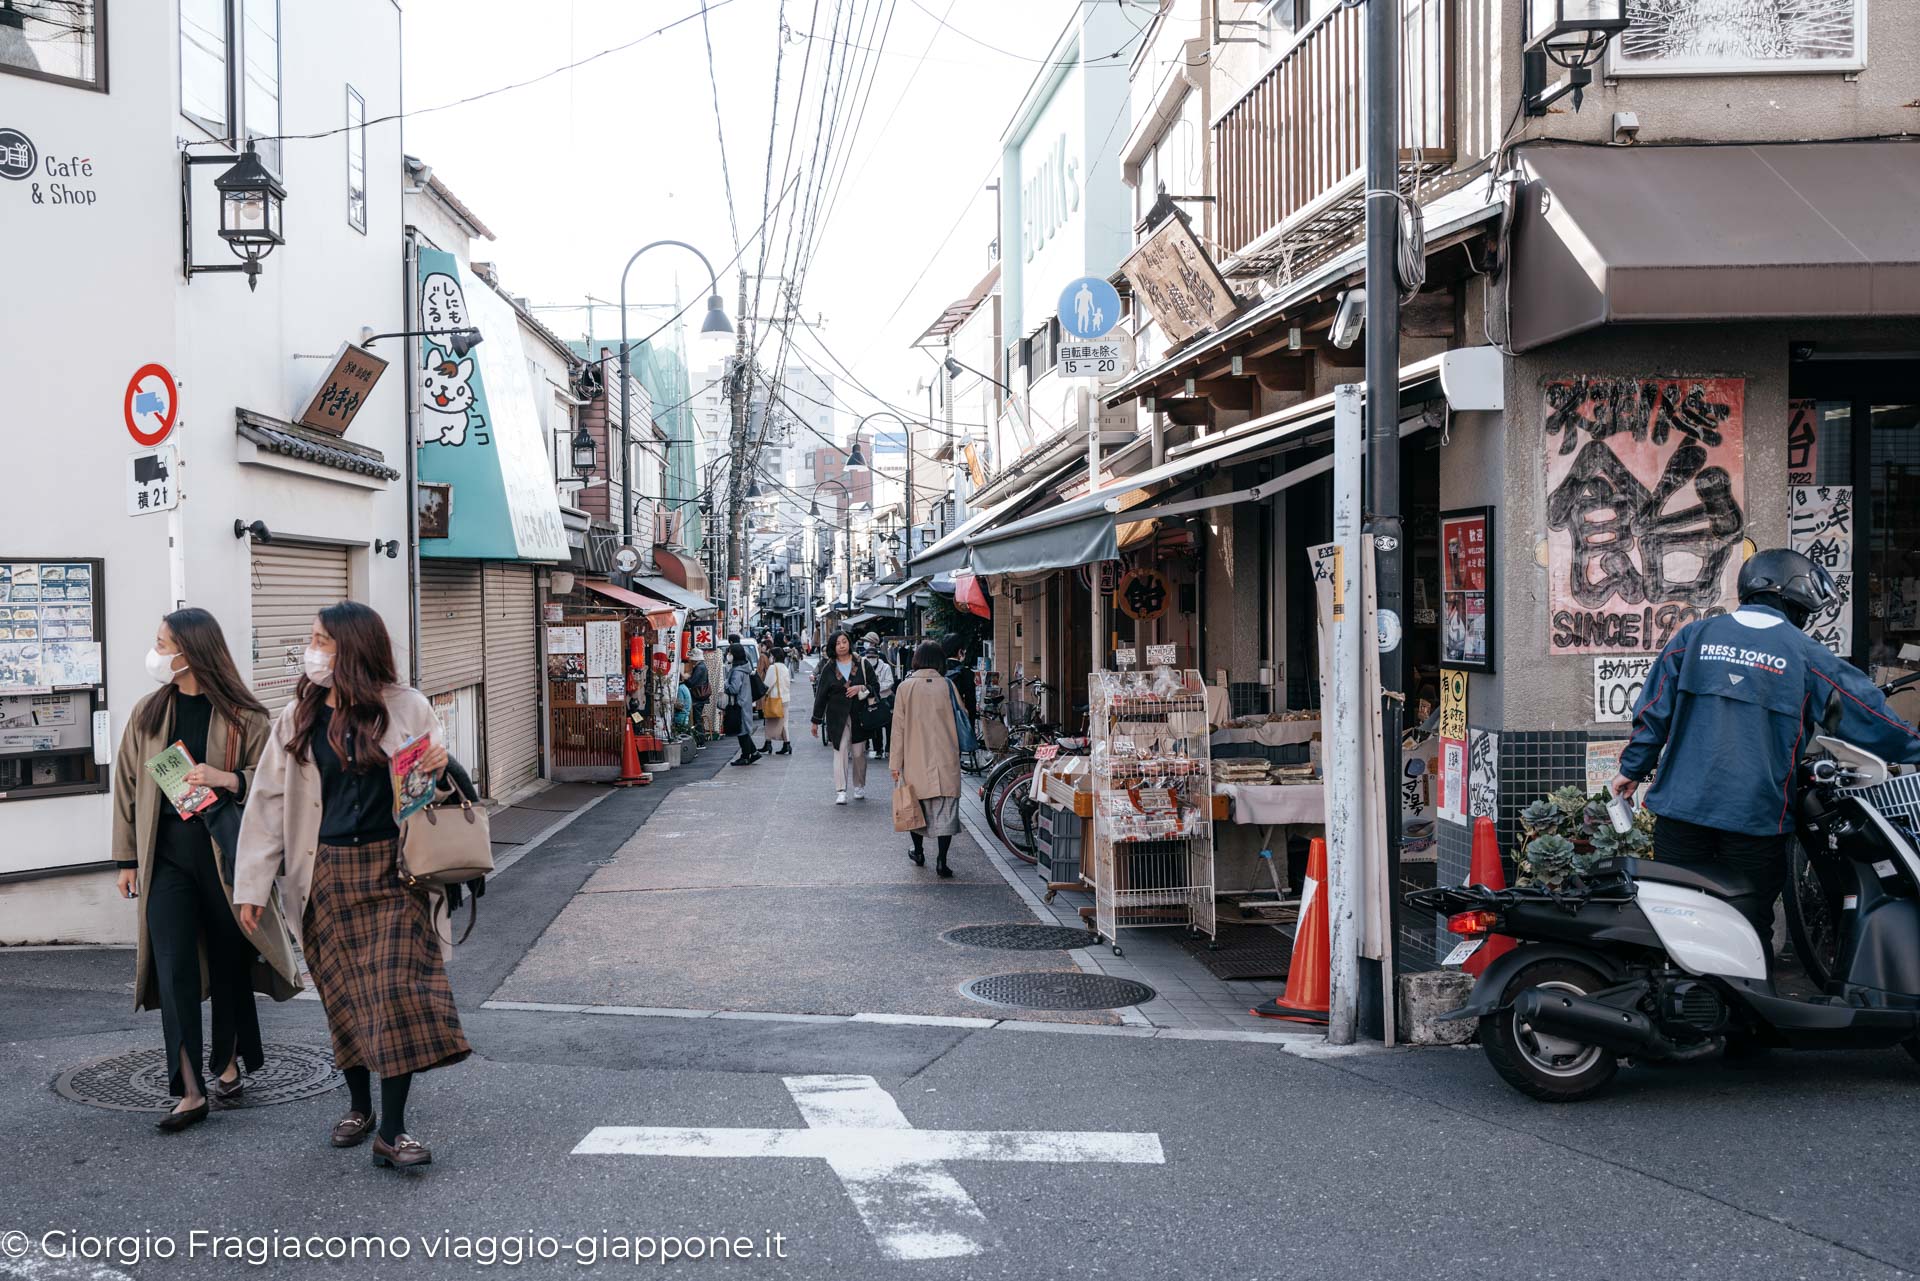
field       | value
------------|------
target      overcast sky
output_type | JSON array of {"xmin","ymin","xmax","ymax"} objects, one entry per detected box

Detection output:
[{"xmin": 400, "ymin": 0, "xmax": 1081, "ymax": 441}]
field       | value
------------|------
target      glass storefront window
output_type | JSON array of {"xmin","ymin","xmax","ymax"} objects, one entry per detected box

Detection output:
[{"xmin": 1868, "ymin": 403, "xmax": 1920, "ymax": 666}]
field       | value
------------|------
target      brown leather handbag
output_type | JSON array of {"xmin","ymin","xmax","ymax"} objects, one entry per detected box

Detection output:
[{"xmin": 397, "ymin": 775, "xmax": 495, "ymax": 891}]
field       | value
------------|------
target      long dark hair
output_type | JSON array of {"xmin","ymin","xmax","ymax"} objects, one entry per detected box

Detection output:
[
  {"xmin": 827, "ymin": 631, "xmax": 854, "ymax": 660},
  {"xmin": 134, "ymin": 608, "xmax": 268, "ymax": 742},
  {"xmin": 288, "ymin": 601, "xmax": 398, "ymax": 769}
]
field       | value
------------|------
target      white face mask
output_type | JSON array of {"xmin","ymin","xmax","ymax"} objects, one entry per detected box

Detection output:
[
  {"xmin": 302, "ymin": 646, "xmax": 335, "ymax": 687},
  {"xmin": 145, "ymin": 647, "xmax": 183, "ymax": 685}
]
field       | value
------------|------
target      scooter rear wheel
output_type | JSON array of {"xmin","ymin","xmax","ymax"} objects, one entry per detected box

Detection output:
[{"xmin": 1480, "ymin": 958, "xmax": 1620, "ymax": 1103}]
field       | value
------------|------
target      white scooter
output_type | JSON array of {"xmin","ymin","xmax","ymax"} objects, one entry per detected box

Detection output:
[{"xmin": 1412, "ymin": 734, "xmax": 1920, "ymax": 1101}]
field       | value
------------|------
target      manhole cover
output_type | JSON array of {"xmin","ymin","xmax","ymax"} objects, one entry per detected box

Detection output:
[
  {"xmin": 945, "ymin": 923, "xmax": 1101, "ymax": 951},
  {"xmin": 54, "ymin": 1043, "xmax": 343, "ymax": 1113},
  {"xmin": 962, "ymin": 972, "xmax": 1156, "ymax": 1011}
]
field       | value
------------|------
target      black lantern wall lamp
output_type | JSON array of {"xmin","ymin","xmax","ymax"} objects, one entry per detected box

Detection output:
[
  {"xmin": 571, "ymin": 423, "xmax": 597, "ymax": 477},
  {"xmin": 1522, "ymin": 0, "xmax": 1628, "ymax": 116},
  {"xmin": 182, "ymin": 143, "xmax": 288, "ymax": 290}
]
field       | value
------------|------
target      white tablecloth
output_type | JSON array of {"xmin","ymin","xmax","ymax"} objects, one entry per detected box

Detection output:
[
  {"xmin": 1215, "ymin": 782, "xmax": 1326, "ymax": 825},
  {"xmin": 1209, "ymin": 719, "xmax": 1320, "ymax": 748}
]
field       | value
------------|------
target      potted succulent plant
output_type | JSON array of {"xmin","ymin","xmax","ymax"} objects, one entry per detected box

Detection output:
[{"xmin": 1514, "ymin": 784, "xmax": 1653, "ymax": 889}]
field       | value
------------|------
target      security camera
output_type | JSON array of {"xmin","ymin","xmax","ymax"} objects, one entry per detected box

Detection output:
[
  {"xmin": 1330, "ymin": 289, "xmax": 1366, "ymax": 351},
  {"xmin": 1611, "ymin": 112, "xmax": 1641, "ymax": 144}
]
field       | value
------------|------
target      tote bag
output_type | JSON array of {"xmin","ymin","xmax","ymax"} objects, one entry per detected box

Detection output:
[{"xmin": 946, "ymin": 677, "xmax": 978, "ymax": 754}]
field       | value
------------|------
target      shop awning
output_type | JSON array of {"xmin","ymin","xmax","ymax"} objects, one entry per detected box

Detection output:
[
  {"xmin": 650, "ymin": 546, "xmax": 712, "ymax": 605},
  {"xmin": 580, "ymin": 579, "xmax": 677, "ymax": 630},
  {"xmin": 957, "ymin": 358, "xmax": 1448, "ymax": 576},
  {"xmin": 1509, "ymin": 141, "xmax": 1920, "ymax": 353},
  {"xmin": 910, "ymin": 461, "xmax": 1081, "ymax": 575},
  {"xmin": 632, "ymin": 573, "xmax": 712, "ymax": 613}
]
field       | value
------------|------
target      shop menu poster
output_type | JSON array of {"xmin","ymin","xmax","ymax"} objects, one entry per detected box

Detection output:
[
  {"xmin": 0, "ymin": 562, "xmax": 98, "ymax": 687},
  {"xmin": 145, "ymin": 741, "xmax": 219, "ymax": 820},
  {"xmin": 389, "ymin": 733, "xmax": 438, "ymax": 821},
  {"xmin": 1439, "ymin": 509, "xmax": 1493, "ymax": 672}
]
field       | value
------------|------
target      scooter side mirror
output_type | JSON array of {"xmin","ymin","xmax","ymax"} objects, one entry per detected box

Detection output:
[{"xmin": 1812, "ymin": 735, "xmax": 1890, "ymax": 787}]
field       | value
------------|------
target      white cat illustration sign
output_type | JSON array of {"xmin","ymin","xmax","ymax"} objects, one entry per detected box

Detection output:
[{"xmin": 417, "ymin": 270, "xmax": 487, "ymax": 447}]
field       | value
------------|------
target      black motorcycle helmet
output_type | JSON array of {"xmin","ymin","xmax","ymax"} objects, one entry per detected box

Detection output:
[{"xmin": 1737, "ymin": 547, "xmax": 1836, "ymax": 629}]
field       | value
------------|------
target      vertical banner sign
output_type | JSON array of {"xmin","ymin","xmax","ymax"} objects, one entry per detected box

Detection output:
[
  {"xmin": 1467, "ymin": 730, "xmax": 1499, "ymax": 823},
  {"xmin": 1592, "ymin": 655, "xmax": 1655, "ymax": 723},
  {"xmin": 1544, "ymin": 377, "xmax": 1746, "ymax": 655},
  {"xmin": 1788, "ymin": 484, "xmax": 1854, "ymax": 655},
  {"xmin": 1438, "ymin": 668, "xmax": 1467, "ymax": 821},
  {"xmin": 1438, "ymin": 508, "xmax": 1494, "ymax": 672}
]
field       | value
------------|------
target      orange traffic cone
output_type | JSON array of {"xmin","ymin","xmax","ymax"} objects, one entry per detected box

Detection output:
[
  {"xmin": 611, "ymin": 716, "xmax": 653, "ymax": 787},
  {"xmin": 1461, "ymin": 815, "xmax": 1515, "ymax": 976},
  {"xmin": 1252, "ymin": 837, "xmax": 1330, "ymax": 1025}
]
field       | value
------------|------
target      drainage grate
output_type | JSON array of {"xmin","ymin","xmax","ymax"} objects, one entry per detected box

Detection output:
[
  {"xmin": 945, "ymin": 923, "xmax": 1101, "ymax": 952},
  {"xmin": 54, "ymin": 1043, "xmax": 343, "ymax": 1113},
  {"xmin": 962, "ymin": 972, "xmax": 1156, "ymax": 1011}
]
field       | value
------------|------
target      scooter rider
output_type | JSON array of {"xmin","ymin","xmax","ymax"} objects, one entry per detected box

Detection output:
[{"xmin": 1611, "ymin": 548, "xmax": 1920, "ymax": 944}]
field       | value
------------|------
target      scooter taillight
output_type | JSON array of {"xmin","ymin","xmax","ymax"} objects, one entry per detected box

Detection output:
[{"xmin": 1448, "ymin": 909, "xmax": 1499, "ymax": 937}]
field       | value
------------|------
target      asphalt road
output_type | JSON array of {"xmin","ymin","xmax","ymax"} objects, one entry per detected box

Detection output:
[{"xmin": 4, "ymin": 701, "xmax": 1918, "ymax": 1280}]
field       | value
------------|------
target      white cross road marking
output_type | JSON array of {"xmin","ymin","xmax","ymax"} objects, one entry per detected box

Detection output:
[{"xmin": 573, "ymin": 1074, "xmax": 1165, "ymax": 1261}]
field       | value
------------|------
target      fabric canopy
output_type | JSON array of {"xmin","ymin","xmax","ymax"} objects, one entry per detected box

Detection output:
[
  {"xmin": 631, "ymin": 573, "xmax": 712, "ymax": 613},
  {"xmin": 1509, "ymin": 141, "xmax": 1920, "ymax": 352},
  {"xmin": 966, "ymin": 514, "xmax": 1117, "ymax": 577},
  {"xmin": 581, "ymin": 579, "xmax": 677, "ymax": 630}
]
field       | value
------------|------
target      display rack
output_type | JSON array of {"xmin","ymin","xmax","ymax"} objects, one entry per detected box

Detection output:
[{"xmin": 1088, "ymin": 667, "xmax": 1216, "ymax": 955}]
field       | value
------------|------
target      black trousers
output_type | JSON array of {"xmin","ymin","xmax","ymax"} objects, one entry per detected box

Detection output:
[
  {"xmin": 145, "ymin": 854, "xmax": 262, "ymax": 1098},
  {"xmin": 1651, "ymin": 815, "xmax": 1788, "ymax": 947}
]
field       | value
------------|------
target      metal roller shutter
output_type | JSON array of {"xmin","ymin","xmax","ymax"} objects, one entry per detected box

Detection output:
[
  {"xmin": 418, "ymin": 561, "xmax": 484, "ymax": 695},
  {"xmin": 481, "ymin": 563, "xmax": 541, "ymax": 797},
  {"xmin": 251, "ymin": 542, "xmax": 351, "ymax": 714}
]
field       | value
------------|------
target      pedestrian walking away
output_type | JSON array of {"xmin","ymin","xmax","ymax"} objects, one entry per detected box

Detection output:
[
  {"xmin": 811, "ymin": 630, "xmax": 879, "ymax": 804},
  {"xmin": 112, "ymin": 607, "xmax": 302, "ymax": 1133},
  {"xmin": 722, "ymin": 641, "xmax": 761, "ymax": 766},
  {"xmin": 861, "ymin": 631, "xmax": 896, "ymax": 759},
  {"xmin": 233, "ymin": 601, "xmax": 470, "ymax": 1171},
  {"xmin": 759, "ymin": 646, "xmax": 793, "ymax": 756},
  {"xmin": 684, "ymin": 653, "xmax": 711, "ymax": 747},
  {"xmin": 943, "ymin": 632, "xmax": 978, "ymax": 720},
  {"xmin": 891, "ymin": 641, "xmax": 965, "ymax": 878}
]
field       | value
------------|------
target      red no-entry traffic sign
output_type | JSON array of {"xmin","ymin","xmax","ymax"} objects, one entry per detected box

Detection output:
[{"xmin": 124, "ymin": 363, "xmax": 179, "ymax": 447}]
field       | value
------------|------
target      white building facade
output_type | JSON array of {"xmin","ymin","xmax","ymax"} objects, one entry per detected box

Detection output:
[{"xmin": 0, "ymin": 0, "xmax": 408, "ymax": 942}]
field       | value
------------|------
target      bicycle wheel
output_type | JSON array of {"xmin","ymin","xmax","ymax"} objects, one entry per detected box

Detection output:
[
  {"xmin": 1785, "ymin": 837, "xmax": 1841, "ymax": 990},
  {"xmin": 991, "ymin": 761, "xmax": 1041, "ymax": 864},
  {"xmin": 980, "ymin": 753, "xmax": 1034, "ymax": 838},
  {"xmin": 959, "ymin": 746, "xmax": 987, "ymax": 775}
]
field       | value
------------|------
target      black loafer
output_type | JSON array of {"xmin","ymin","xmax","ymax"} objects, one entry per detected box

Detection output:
[
  {"xmin": 210, "ymin": 1074, "xmax": 245, "ymax": 1106},
  {"xmin": 156, "ymin": 1101, "xmax": 209, "ymax": 1133}
]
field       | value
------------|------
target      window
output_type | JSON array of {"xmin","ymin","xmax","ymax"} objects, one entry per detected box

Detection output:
[
  {"xmin": 0, "ymin": 0, "xmax": 108, "ymax": 92},
  {"xmin": 180, "ymin": 0, "xmax": 231, "ymax": 135},
  {"xmin": 345, "ymin": 85, "xmax": 367, "ymax": 233},
  {"xmin": 180, "ymin": 0, "xmax": 280, "ymax": 173}
]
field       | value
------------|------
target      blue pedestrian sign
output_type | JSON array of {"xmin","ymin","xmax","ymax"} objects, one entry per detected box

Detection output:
[{"xmin": 1058, "ymin": 277, "xmax": 1121, "ymax": 342}]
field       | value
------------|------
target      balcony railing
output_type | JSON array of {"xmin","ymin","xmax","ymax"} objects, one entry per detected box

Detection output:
[{"xmin": 1213, "ymin": 0, "xmax": 1454, "ymax": 274}]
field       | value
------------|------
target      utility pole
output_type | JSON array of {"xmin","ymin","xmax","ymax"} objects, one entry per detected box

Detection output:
[
  {"xmin": 725, "ymin": 268, "xmax": 751, "ymax": 634},
  {"xmin": 1362, "ymin": 0, "xmax": 1404, "ymax": 1043}
]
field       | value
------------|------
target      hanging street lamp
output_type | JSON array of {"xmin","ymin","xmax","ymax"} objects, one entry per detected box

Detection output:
[
  {"xmin": 182, "ymin": 142, "xmax": 289, "ymax": 291},
  {"xmin": 1523, "ymin": 0, "xmax": 1629, "ymax": 115}
]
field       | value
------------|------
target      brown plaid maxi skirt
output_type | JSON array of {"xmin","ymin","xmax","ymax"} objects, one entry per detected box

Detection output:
[{"xmin": 303, "ymin": 838, "xmax": 470, "ymax": 1078}]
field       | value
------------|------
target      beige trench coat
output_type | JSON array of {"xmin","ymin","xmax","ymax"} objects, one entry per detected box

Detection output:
[
  {"xmin": 232, "ymin": 685, "xmax": 454, "ymax": 961},
  {"xmin": 889, "ymin": 669, "xmax": 962, "ymax": 802},
  {"xmin": 111, "ymin": 690, "xmax": 303, "ymax": 1013}
]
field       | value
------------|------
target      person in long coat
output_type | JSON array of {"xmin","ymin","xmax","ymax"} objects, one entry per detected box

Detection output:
[
  {"xmin": 112, "ymin": 607, "xmax": 302, "ymax": 1132},
  {"xmin": 890, "ymin": 641, "xmax": 965, "ymax": 877},
  {"xmin": 234, "ymin": 601, "xmax": 466, "ymax": 1172},
  {"xmin": 758, "ymin": 647, "xmax": 793, "ymax": 756},
  {"xmin": 811, "ymin": 630, "xmax": 878, "ymax": 804}
]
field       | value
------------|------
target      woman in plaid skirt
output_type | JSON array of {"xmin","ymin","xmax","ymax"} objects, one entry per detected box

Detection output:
[{"xmin": 234, "ymin": 602, "xmax": 470, "ymax": 1171}]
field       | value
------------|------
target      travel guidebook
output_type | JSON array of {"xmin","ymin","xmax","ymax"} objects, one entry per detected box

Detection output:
[
  {"xmin": 390, "ymin": 732, "xmax": 437, "ymax": 821},
  {"xmin": 144, "ymin": 741, "xmax": 219, "ymax": 820}
]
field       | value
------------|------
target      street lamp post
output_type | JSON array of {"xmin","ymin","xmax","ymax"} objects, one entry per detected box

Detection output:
[
  {"xmin": 617, "ymin": 241, "xmax": 732, "ymax": 582},
  {"xmin": 813, "ymin": 476, "xmax": 854, "ymax": 637}
]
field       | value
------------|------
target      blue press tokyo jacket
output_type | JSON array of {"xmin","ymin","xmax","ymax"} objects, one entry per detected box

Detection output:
[{"xmin": 1620, "ymin": 604, "xmax": 1920, "ymax": 835}]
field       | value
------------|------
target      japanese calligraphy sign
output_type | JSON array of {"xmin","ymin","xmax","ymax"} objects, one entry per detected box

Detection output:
[
  {"xmin": 1544, "ymin": 377, "xmax": 1747, "ymax": 655},
  {"xmin": 1116, "ymin": 568, "xmax": 1171, "ymax": 621},
  {"xmin": 1787, "ymin": 399, "xmax": 1819, "ymax": 485},
  {"xmin": 1592, "ymin": 655, "xmax": 1655, "ymax": 723},
  {"xmin": 1789, "ymin": 484, "xmax": 1853, "ymax": 656},
  {"xmin": 1437, "ymin": 668, "xmax": 1467, "ymax": 820},
  {"xmin": 297, "ymin": 343, "xmax": 388, "ymax": 437},
  {"xmin": 1119, "ymin": 212, "xmax": 1238, "ymax": 346}
]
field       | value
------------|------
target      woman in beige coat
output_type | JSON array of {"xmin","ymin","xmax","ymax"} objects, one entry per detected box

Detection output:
[
  {"xmin": 234, "ymin": 601, "xmax": 465, "ymax": 1171},
  {"xmin": 889, "ymin": 641, "xmax": 964, "ymax": 878},
  {"xmin": 111, "ymin": 607, "xmax": 302, "ymax": 1132}
]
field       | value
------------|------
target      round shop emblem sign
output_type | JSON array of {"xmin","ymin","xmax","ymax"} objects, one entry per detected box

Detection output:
[
  {"xmin": 1116, "ymin": 568, "xmax": 1171, "ymax": 622},
  {"xmin": 0, "ymin": 128, "xmax": 37, "ymax": 181}
]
